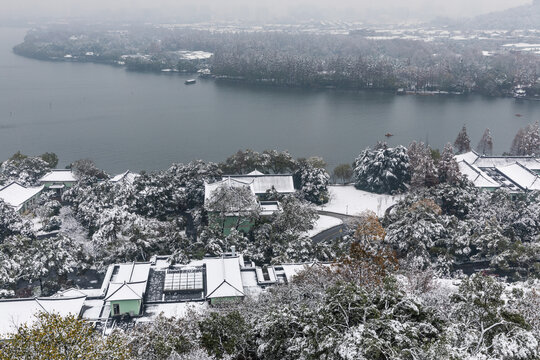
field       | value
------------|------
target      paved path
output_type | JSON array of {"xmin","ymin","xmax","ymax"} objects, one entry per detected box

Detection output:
[
  {"xmin": 311, "ymin": 223, "xmax": 348, "ymax": 243},
  {"xmin": 310, "ymin": 210, "xmax": 361, "ymax": 243}
]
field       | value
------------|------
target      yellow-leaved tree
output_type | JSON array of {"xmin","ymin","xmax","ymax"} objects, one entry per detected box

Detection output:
[{"xmin": 0, "ymin": 312, "xmax": 131, "ymax": 360}]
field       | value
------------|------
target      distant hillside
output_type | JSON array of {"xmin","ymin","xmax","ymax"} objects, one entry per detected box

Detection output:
[{"xmin": 466, "ymin": 1, "xmax": 540, "ymax": 29}]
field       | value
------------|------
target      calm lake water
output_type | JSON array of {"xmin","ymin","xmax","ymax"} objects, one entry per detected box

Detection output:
[{"xmin": 1, "ymin": 27, "xmax": 539, "ymax": 173}]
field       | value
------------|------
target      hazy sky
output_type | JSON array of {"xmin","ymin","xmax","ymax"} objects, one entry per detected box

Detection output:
[{"xmin": 1, "ymin": 0, "xmax": 532, "ymax": 23}]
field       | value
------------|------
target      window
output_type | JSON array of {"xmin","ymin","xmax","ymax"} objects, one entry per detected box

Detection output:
[
  {"xmin": 113, "ymin": 304, "xmax": 120, "ymax": 316},
  {"xmin": 164, "ymin": 268, "xmax": 204, "ymax": 291}
]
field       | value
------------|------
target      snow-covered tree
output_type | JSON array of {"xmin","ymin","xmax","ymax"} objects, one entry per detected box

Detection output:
[
  {"xmin": 294, "ymin": 159, "xmax": 330, "ymax": 204},
  {"xmin": 127, "ymin": 313, "xmax": 199, "ymax": 360},
  {"xmin": 206, "ymin": 184, "xmax": 258, "ymax": 217},
  {"xmin": 333, "ymin": 163, "xmax": 353, "ymax": 183},
  {"xmin": 199, "ymin": 311, "xmax": 254, "ymax": 359},
  {"xmin": 220, "ymin": 149, "xmax": 296, "ymax": 174},
  {"xmin": 477, "ymin": 128, "xmax": 494, "ymax": 155},
  {"xmin": 39, "ymin": 152, "xmax": 58, "ymax": 168},
  {"xmin": 438, "ymin": 143, "xmax": 464, "ymax": 185},
  {"xmin": 510, "ymin": 122, "xmax": 540, "ymax": 156},
  {"xmin": 0, "ymin": 152, "xmax": 51, "ymax": 186},
  {"xmin": 408, "ymin": 141, "xmax": 438, "ymax": 188},
  {"xmin": 353, "ymin": 144, "xmax": 410, "ymax": 194},
  {"xmin": 353, "ymin": 211, "xmax": 386, "ymax": 248},
  {"xmin": 0, "ymin": 200, "xmax": 33, "ymax": 240},
  {"xmin": 262, "ymin": 149, "xmax": 297, "ymax": 174},
  {"xmin": 250, "ymin": 195, "xmax": 317, "ymax": 264},
  {"xmin": 385, "ymin": 198, "xmax": 452, "ymax": 269},
  {"xmin": 0, "ymin": 232, "xmax": 79, "ymax": 294},
  {"xmin": 132, "ymin": 161, "xmax": 221, "ymax": 219},
  {"xmin": 219, "ymin": 149, "xmax": 266, "ymax": 174},
  {"xmin": 255, "ymin": 248, "xmax": 441, "ymax": 360},
  {"xmin": 90, "ymin": 206, "xmax": 188, "ymax": 268},
  {"xmin": 70, "ymin": 158, "xmax": 109, "ymax": 184},
  {"xmin": 0, "ymin": 313, "xmax": 131, "ymax": 360},
  {"xmin": 445, "ymin": 274, "xmax": 538, "ymax": 359},
  {"xmin": 454, "ymin": 125, "xmax": 471, "ymax": 154}
]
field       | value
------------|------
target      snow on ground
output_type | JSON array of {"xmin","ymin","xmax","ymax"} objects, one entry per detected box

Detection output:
[
  {"xmin": 140, "ymin": 302, "xmax": 208, "ymax": 321},
  {"xmin": 59, "ymin": 207, "xmax": 90, "ymax": 248},
  {"xmin": 320, "ymin": 185, "xmax": 403, "ymax": 217},
  {"xmin": 30, "ymin": 216, "xmax": 43, "ymax": 232},
  {"xmin": 307, "ymin": 215, "xmax": 343, "ymax": 237}
]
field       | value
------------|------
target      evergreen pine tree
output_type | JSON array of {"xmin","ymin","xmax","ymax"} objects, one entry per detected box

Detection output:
[
  {"xmin": 438, "ymin": 143, "xmax": 463, "ymax": 185},
  {"xmin": 454, "ymin": 125, "xmax": 471, "ymax": 154},
  {"xmin": 510, "ymin": 122, "xmax": 540, "ymax": 155},
  {"xmin": 408, "ymin": 141, "xmax": 438, "ymax": 189},
  {"xmin": 510, "ymin": 128, "xmax": 526, "ymax": 155},
  {"xmin": 477, "ymin": 128, "xmax": 493, "ymax": 155}
]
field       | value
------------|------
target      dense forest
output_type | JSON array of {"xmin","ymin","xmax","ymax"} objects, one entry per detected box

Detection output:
[{"xmin": 13, "ymin": 25, "xmax": 540, "ymax": 97}]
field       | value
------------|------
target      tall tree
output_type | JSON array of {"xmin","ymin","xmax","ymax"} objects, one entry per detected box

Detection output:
[
  {"xmin": 0, "ymin": 313, "xmax": 130, "ymax": 360},
  {"xmin": 353, "ymin": 144, "xmax": 410, "ymax": 194},
  {"xmin": 40, "ymin": 152, "xmax": 59, "ymax": 168},
  {"xmin": 438, "ymin": 143, "xmax": 463, "ymax": 185},
  {"xmin": 510, "ymin": 122, "xmax": 540, "ymax": 156},
  {"xmin": 333, "ymin": 163, "xmax": 353, "ymax": 184},
  {"xmin": 70, "ymin": 159, "xmax": 109, "ymax": 183},
  {"xmin": 454, "ymin": 125, "xmax": 471, "ymax": 154},
  {"xmin": 477, "ymin": 128, "xmax": 493, "ymax": 155},
  {"xmin": 294, "ymin": 159, "xmax": 330, "ymax": 205},
  {"xmin": 408, "ymin": 141, "xmax": 438, "ymax": 189}
]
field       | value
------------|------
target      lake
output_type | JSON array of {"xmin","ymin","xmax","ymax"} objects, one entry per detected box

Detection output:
[{"xmin": 1, "ymin": 27, "xmax": 539, "ymax": 173}]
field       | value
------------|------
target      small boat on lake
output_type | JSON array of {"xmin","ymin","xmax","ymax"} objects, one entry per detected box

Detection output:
[
  {"xmin": 385, "ymin": 133, "xmax": 393, "ymax": 137},
  {"xmin": 184, "ymin": 79, "xmax": 196, "ymax": 85}
]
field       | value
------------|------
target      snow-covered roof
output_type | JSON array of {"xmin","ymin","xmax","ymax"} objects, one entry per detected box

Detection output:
[
  {"xmin": 110, "ymin": 262, "xmax": 151, "ymax": 283},
  {"xmin": 281, "ymin": 264, "xmax": 311, "ymax": 283},
  {"xmin": 495, "ymin": 163, "xmax": 540, "ymax": 191},
  {"xmin": 476, "ymin": 157, "xmax": 540, "ymax": 171},
  {"xmin": 204, "ymin": 257, "xmax": 245, "ymax": 299},
  {"xmin": 0, "ymin": 296, "xmax": 86, "ymax": 338},
  {"xmin": 141, "ymin": 302, "xmax": 207, "ymax": 321},
  {"xmin": 105, "ymin": 282, "xmax": 147, "ymax": 301},
  {"xmin": 259, "ymin": 201, "xmax": 281, "ymax": 216},
  {"xmin": 0, "ymin": 182, "xmax": 43, "ymax": 210},
  {"xmin": 455, "ymin": 151, "xmax": 540, "ymax": 172},
  {"xmin": 454, "ymin": 151, "xmax": 480, "ymax": 164},
  {"xmin": 49, "ymin": 184, "xmax": 65, "ymax": 189},
  {"xmin": 102, "ymin": 263, "xmax": 151, "ymax": 301},
  {"xmin": 457, "ymin": 161, "xmax": 501, "ymax": 189},
  {"xmin": 280, "ymin": 263, "xmax": 333, "ymax": 283},
  {"xmin": 56, "ymin": 288, "xmax": 102, "ymax": 298},
  {"xmin": 80, "ymin": 299, "xmax": 107, "ymax": 320},
  {"xmin": 204, "ymin": 178, "xmax": 255, "ymax": 204},
  {"xmin": 110, "ymin": 170, "xmax": 139, "ymax": 184},
  {"xmin": 39, "ymin": 170, "xmax": 77, "ymax": 183},
  {"xmin": 227, "ymin": 173, "xmax": 295, "ymax": 194}
]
